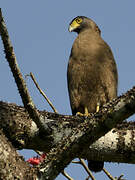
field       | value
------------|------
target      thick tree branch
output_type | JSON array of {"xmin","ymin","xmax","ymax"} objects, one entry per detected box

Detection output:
[
  {"xmin": 0, "ymin": 94, "xmax": 135, "ymax": 161},
  {"xmin": 0, "ymin": 129, "xmax": 36, "ymax": 179},
  {"xmin": 82, "ymin": 126, "xmax": 135, "ymax": 163},
  {"xmin": 1, "ymin": 87, "xmax": 135, "ymax": 179},
  {"xmin": 28, "ymin": 87, "xmax": 135, "ymax": 179}
]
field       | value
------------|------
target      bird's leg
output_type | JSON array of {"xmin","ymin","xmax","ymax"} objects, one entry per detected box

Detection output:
[
  {"xmin": 84, "ymin": 107, "xmax": 90, "ymax": 116},
  {"xmin": 76, "ymin": 107, "xmax": 90, "ymax": 117},
  {"xmin": 96, "ymin": 102, "xmax": 100, "ymax": 112}
]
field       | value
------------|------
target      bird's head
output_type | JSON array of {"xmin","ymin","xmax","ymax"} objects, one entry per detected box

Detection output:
[{"xmin": 68, "ymin": 16, "xmax": 101, "ymax": 34}]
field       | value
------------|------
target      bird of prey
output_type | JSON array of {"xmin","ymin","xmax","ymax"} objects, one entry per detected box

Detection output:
[{"xmin": 67, "ymin": 16, "xmax": 118, "ymax": 172}]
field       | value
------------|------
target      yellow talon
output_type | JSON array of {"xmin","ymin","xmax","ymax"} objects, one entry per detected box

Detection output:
[
  {"xmin": 84, "ymin": 107, "xmax": 90, "ymax": 116},
  {"xmin": 76, "ymin": 112, "xmax": 84, "ymax": 116},
  {"xmin": 96, "ymin": 102, "xmax": 100, "ymax": 112},
  {"xmin": 76, "ymin": 107, "xmax": 90, "ymax": 117}
]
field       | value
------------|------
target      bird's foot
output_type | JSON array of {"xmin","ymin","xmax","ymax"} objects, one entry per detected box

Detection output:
[
  {"xmin": 76, "ymin": 112, "xmax": 88, "ymax": 116},
  {"xmin": 76, "ymin": 107, "xmax": 90, "ymax": 117}
]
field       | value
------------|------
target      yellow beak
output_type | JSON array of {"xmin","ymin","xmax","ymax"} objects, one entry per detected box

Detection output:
[
  {"xmin": 68, "ymin": 21, "xmax": 80, "ymax": 32},
  {"xmin": 68, "ymin": 25, "xmax": 75, "ymax": 32}
]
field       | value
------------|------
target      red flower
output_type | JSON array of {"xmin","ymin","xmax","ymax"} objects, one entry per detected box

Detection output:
[{"xmin": 27, "ymin": 153, "xmax": 46, "ymax": 166}]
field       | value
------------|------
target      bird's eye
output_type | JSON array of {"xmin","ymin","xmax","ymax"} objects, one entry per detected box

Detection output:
[{"xmin": 76, "ymin": 18, "xmax": 82, "ymax": 24}]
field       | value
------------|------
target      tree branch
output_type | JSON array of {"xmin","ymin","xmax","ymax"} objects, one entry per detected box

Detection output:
[
  {"xmin": 26, "ymin": 86, "xmax": 135, "ymax": 179},
  {"xmin": 29, "ymin": 72, "xmax": 58, "ymax": 113},
  {"xmin": 0, "ymin": 88, "xmax": 135, "ymax": 179},
  {"xmin": 0, "ymin": 96, "xmax": 135, "ymax": 162},
  {"xmin": 0, "ymin": 8, "xmax": 49, "ymax": 133},
  {"xmin": 0, "ymin": 129, "xmax": 36, "ymax": 179}
]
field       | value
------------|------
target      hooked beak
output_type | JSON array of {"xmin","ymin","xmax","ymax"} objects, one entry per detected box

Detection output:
[{"xmin": 68, "ymin": 25, "xmax": 74, "ymax": 32}]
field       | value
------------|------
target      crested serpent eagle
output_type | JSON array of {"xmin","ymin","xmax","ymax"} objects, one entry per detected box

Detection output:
[{"xmin": 67, "ymin": 16, "xmax": 118, "ymax": 172}]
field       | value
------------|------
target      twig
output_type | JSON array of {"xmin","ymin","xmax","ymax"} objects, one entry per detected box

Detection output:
[
  {"xmin": 72, "ymin": 160, "xmax": 80, "ymax": 164},
  {"xmin": 61, "ymin": 170, "xmax": 74, "ymax": 180},
  {"xmin": 72, "ymin": 159, "xmax": 96, "ymax": 180},
  {"xmin": 85, "ymin": 176, "xmax": 90, "ymax": 180},
  {"xmin": 79, "ymin": 159, "xmax": 96, "ymax": 180},
  {"xmin": 0, "ymin": 9, "xmax": 46, "ymax": 132},
  {"xmin": 103, "ymin": 168, "xmax": 116, "ymax": 180},
  {"xmin": 115, "ymin": 174, "xmax": 125, "ymax": 180},
  {"xmin": 30, "ymin": 72, "xmax": 58, "ymax": 113},
  {"xmin": 35, "ymin": 150, "xmax": 43, "ymax": 156}
]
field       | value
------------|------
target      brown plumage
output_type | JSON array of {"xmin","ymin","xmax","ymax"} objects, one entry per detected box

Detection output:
[{"xmin": 67, "ymin": 16, "xmax": 118, "ymax": 172}]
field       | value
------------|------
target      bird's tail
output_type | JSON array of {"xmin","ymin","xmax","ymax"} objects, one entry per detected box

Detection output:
[{"xmin": 88, "ymin": 160, "xmax": 104, "ymax": 172}]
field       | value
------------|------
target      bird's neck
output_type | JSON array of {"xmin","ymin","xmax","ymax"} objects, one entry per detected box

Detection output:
[{"xmin": 78, "ymin": 28, "xmax": 100, "ymax": 37}]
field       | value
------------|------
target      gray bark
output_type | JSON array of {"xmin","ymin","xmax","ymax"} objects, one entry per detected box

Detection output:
[
  {"xmin": 0, "ymin": 86, "xmax": 135, "ymax": 180},
  {"xmin": 0, "ymin": 129, "xmax": 36, "ymax": 179}
]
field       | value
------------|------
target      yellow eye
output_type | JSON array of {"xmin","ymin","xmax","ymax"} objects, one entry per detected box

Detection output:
[{"xmin": 76, "ymin": 18, "xmax": 82, "ymax": 24}]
